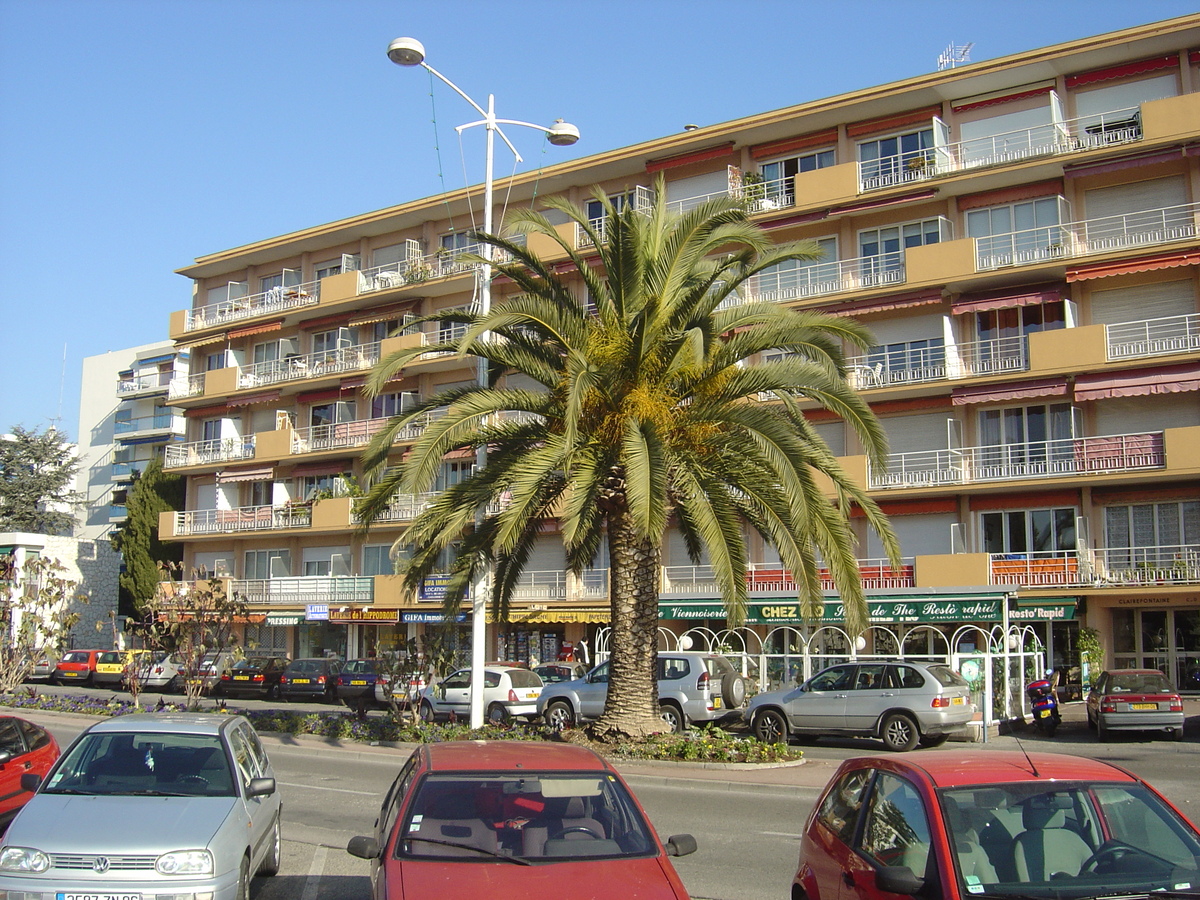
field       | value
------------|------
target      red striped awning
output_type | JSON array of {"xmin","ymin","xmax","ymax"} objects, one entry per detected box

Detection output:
[
  {"xmin": 226, "ymin": 390, "xmax": 281, "ymax": 408},
  {"xmin": 216, "ymin": 466, "xmax": 274, "ymax": 484},
  {"xmin": 952, "ymin": 284, "xmax": 1065, "ymax": 315},
  {"xmin": 1075, "ymin": 363, "xmax": 1200, "ymax": 401},
  {"xmin": 1067, "ymin": 250, "xmax": 1200, "ymax": 282},
  {"xmin": 227, "ymin": 320, "xmax": 284, "ymax": 339},
  {"xmin": 952, "ymin": 85, "xmax": 1053, "ymax": 113},
  {"xmin": 952, "ymin": 379, "xmax": 1069, "ymax": 406},
  {"xmin": 1065, "ymin": 55, "xmax": 1178, "ymax": 89},
  {"xmin": 645, "ymin": 142, "xmax": 735, "ymax": 172},
  {"xmin": 749, "ymin": 129, "xmax": 838, "ymax": 161},
  {"xmin": 288, "ymin": 461, "xmax": 353, "ymax": 478},
  {"xmin": 1063, "ymin": 148, "xmax": 1185, "ymax": 179},
  {"xmin": 957, "ymin": 180, "xmax": 1063, "ymax": 212},
  {"xmin": 826, "ymin": 289, "xmax": 945, "ymax": 318}
]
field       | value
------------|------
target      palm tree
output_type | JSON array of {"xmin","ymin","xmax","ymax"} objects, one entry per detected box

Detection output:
[{"xmin": 357, "ymin": 178, "xmax": 896, "ymax": 739}]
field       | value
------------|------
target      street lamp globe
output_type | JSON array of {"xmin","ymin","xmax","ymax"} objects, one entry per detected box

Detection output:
[
  {"xmin": 387, "ymin": 37, "xmax": 426, "ymax": 67},
  {"xmin": 547, "ymin": 119, "xmax": 581, "ymax": 147}
]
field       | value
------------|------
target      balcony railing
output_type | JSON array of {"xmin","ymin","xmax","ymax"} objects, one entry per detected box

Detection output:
[
  {"xmin": 1093, "ymin": 544, "xmax": 1200, "ymax": 586},
  {"xmin": 117, "ymin": 374, "xmax": 174, "ymax": 396},
  {"xmin": 1107, "ymin": 313, "xmax": 1200, "ymax": 361},
  {"xmin": 509, "ymin": 569, "xmax": 610, "ymax": 601},
  {"xmin": 356, "ymin": 492, "xmax": 439, "ymax": 524},
  {"xmin": 662, "ymin": 558, "xmax": 916, "ymax": 595},
  {"xmin": 665, "ymin": 174, "xmax": 797, "ymax": 217},
  {"xmin": 237, "ymin": 341, "xmax": 381, "ymax": 390},
  {"xmin": 858, "ymin": 106, "xmax": 1143, "ymax": 192},
  {"xmin": 990, "ymin": 550, "xmax": 1086, "ymax": 587},
  {"xmin": 292, "ymin": 417, "xmax": 389, "ymax": 454},
  {"xmin": 111, "ymin": 462, "xmax": 144, "ymax": 481},
  {"xmin": 870, "ymin": 431, "xmax": 1165, "ymax": 489},
  {"xmin": 976, "ymin": 202, "xmax": 1200, "ymax": 271},
  {"xmin": 164, "ymin": 435, "xmax": 256, "ymax": 469},
  {"xmin": 114, "ymin": 414, "xmax": 183, "ymax": 436},
  {"xmin": 357, "ymin": 243, "xmax": 517, "ymax": 294},
  {"xmin": 172, "ymin": 503, "xmax": 311, "ymax": 536},
  {"xmin": 957, "ymin": 334, "xmax": 1030, "ymax": 376},
  {"xmin": 232, "ymin": 576, "xmax": 375, "ymax": 605},
  {"xmin": 745, "ymin": 250, "xmax": 905, "ymax": 303},
  {"xmin": 846, "ymin": 342, "xmax": 947, "ymax": 389},
  {"xmin": 185, "ymin": 282, "xmax": 321, "ymax": 332},
  {"xmin": 168, "ymin": 373, "xmax": 206, "ymax": 401},
  {"xmin": 575, "ymin": 186, "xmax": 656, "ymax": 248}
]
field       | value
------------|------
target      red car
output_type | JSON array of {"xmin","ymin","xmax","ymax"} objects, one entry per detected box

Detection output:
[
  {"xmin": 0, "ymin": 715, "xmax": 60, "ymax": 830},
  {"xmin": 347, "ymin": 741, "xmax": 696, "ymax": 899},
  {"xmin": 795, "ymin": 751, "xmax": 1200, "ymax": 900},
  {"xmin": 52, "ymin": 649, "xmax": 104, "ymax": 686}
]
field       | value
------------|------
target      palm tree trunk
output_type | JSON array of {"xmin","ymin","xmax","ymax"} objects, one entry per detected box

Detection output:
[{"xmin": 589, "ymin": 509, "xmax": 664, "ymax": 740}]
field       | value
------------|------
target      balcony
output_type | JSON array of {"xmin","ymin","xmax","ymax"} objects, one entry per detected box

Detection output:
[
  {"xmin": 237, "ymin": 341, "xmax": 381, "ymax": 390},
  {"xmin": 661, "ymin": 558, "xmax": 916, "ymax": 596},
  {"xmin": 110, "ymin": 462, "xmax": 144, "ymax": 482},
  {"xmin": 232, "ymin": 576, "xmax": 375, "ymax": 606},
  {"xmin": 168, "ymin": 373, "xmax": 206, "ymax": 401},
  {"xmin": 1107, "ymin": 313, "xmax": 1200, "ymax": 361},
  {"xmin": 164, "ymin": 435, "xmax": 256, "ymax": 470},
  {"xmin": 844, "ymin": 335, "xmax": 1030, "ymax": 390},
  {"xmin": 357, "ymin": 243, "xmax": 517, "ymax": 295},
  {"xmin": 870, "ymin": 431, "xmax": 1165, "ymax": 489},
  {"xmin": 114, "ymin": 413, "xmax": 184, "ymax": 439},
  {"xmin": 291, "ymin": 408, "xmax": 448, "ymax": 455},
  {"xmin": 990, "ymin": 551, "xmax": 1085, "ymax": 587},
  {"xmin": 171, "ymin": 503, "xmax": 312, "ymax": 536},
  {"xmin": 575, "ymin": 186, "xmax": 656, "ymax": 248},
  {"xmin": 1093, "ymin": 544, "xmax": 1200, "ymax": 586},
  {"xmin": 355, "ymin": 492, "xmax": 439, "ymax": 524},
  {"xmin": 510, "ymin": 570, "xmax": 610, "ymax": 602},
  {"xmin": 857, "ymin": 106, "xmax": 1144, "ymax": 192},
  {"xmin": 744, "ymin": 250, "xmax": 906, "ymax": 303},
  {"xmin": 184, "ymin": 282, "xmax": 321, "ymax": 333},
  {"xmin": 116, "ymin": 374, "xmax": 174, "ymax": 397},
  {"xmin": 976, "ymin": 202, "xmax": 1199, "ymax": 271}
]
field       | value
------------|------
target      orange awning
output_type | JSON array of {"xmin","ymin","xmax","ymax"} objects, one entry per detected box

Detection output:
[
  {"xmin": 1067, "ymin": 250, "xmax": 1200, "ymax": 282},
  {"xmin": 227, "ymin": 320, "xmax": 284, "ymax": 339}
]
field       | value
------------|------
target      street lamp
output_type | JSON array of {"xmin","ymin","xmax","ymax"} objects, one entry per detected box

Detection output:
[{"xmin": 388, "ymin": 37, "xmax": 579, "ymax": 729}]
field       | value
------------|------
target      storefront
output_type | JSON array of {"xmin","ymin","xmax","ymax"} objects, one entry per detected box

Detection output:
[{"xmin": 1092, "ymin": 593, "xmax": 1200, "ymax": 692}]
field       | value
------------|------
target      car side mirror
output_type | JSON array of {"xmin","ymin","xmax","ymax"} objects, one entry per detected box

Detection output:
[
  {"xmin": 347, "ymin": 835, "xmax": 381, "ymax": 859},
  {"xmin": 665, "ymin": 834, "xmax": 697, "ymax": 857},
  {"xmin": 0, "ymin": 750, "xmax": 12, "ymax": 766},
  {"xmin": 19, "ymin": 772, "xmax": 41, "ymax": 793},
  {"xmin": 875, "ymin": 865, "xmax": 924, "ymax": 895},
  {"xmin": 246, "ymin": 777, "xmax": 276, "ymax": 798}
]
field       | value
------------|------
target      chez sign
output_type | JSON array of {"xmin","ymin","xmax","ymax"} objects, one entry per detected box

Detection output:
[{"xmin": 659, "ymin": 594, "xmax": 1046, "ymax": 624}]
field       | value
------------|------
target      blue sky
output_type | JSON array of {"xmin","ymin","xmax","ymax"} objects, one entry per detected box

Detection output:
[{"xmin": 2, "ymin": 0, "xmax": 1197, "ymax": 440}]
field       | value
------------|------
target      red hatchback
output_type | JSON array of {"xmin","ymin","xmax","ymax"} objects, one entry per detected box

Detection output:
[
  {"xmin": 795, "ymin": 751, "xmax": 1200, "ymax": 900},
  {"xmin": 52, "ymin": 649, "xmax": 104, "ymax": 686},
  {"xmin": 348, "ymin": 741, "xmax": 696, "ymax": 899},
  {"xmin": 0, "ymin": 715, "xmax": 60, "ymax": 830}
]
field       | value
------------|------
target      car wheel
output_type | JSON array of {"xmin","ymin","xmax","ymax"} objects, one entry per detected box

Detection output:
[
  {"xmin": 753, "ymin": 709, "xmax": 789, "ymax": 744},
  {"xmin": 257, "ymin": 813, "xmax": 281, "ymax": 876},
  {"xmin": 266, "ymin": 683, "xmax": 278, "ymax": 701},
  {"xmin": 880, "ymin": 713, "xmax": 919, "ymax": 752},
  {"xmin": 918, "ymin": 733, "xmax": 950, "ymax": 748},
  {"xmin": 1086, "ymin": 709, "xmax": 1097, "ymax": 730},
  {"xmin": 721, "ymin": 672, "xmax": 747, "ymax": 708},
  {"xmin": 237, "ymin": 855, "xmax": 250, "ymax": 900},
  {"xmin": 544, "ymin": 700, "xmax": 575, "ymax": 731},
  {"xmin": 419, "ymin": 700, "xmax": 436, "ymax": 723},
  {"xmin": 166, "ymin": 675, "xmax": 182, "ymax": 694},
  {"xmin": 1170, "ymin": 726, "xmax": 1184, "ymax": 742},
  {"xmin": 486, "ymin": 702, "xmax": 509, "ymax": 725},
  {"xmin": 658, "ymin": 703, "xmax": 685, "ymax": 734},
  {"xmin": 1097, "ymin": 717, "xmax": 1110, "ymax": 742}
]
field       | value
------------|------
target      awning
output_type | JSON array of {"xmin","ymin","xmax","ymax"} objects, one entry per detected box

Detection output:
[
  {"xmin": 349, "ymin": 304, "xmax": 413, "ymax": 327},
  {"xmin": 227, "ymin": 320, "xmax": 284, "ymax": 339},
  {"xmin": 443, "ymin": 447, "xmax": 477, "ymax": 461},
  {"xmin": 176, "ymin": 334, "xmax": 227, "ymax": 351},
  {"xmin": 226, "ymin": 390, "xmax": 281, "ymax": 408},
  {"xmin": 1066, "ymin": 55, "xmax": 1177, "ymax": 89},
  {"xmin": 216, "ymin": 466, "xmax": 274, "ymax": 484},
  {"xmin": 495, "ymin": 607, "xmax": 610, "ymax": 625},
  {"xmin": 1064, "ymin": 148, "xmax": 1185, "ymax": 179},
  {"xmin": 1074, "ymin": 362, "xmax": 1200, "ymax": 402},
  {"xmin": 952, "ymin": 84, "xmax": 1053, "ymax": 113},
  {"xmin": 296, "ymin": 387, "xmax": 354, "ymax": 404},
  {"xmin": 829, "ymin": 190, "xmax": 937, "ymax": 216},
  {"xmin": 952, "ymin": 284, "xmax": 1065, "ymax": 315},
  {"xmin": 1066, "ymin": 250, "xmax": 1200, "ymax": 282},
  {"xmin": 138, "ymin": 354, "xmax": 176, "ymax": 366},
  {"xmin": 952, "ymin": 378, "xmax": 1069, "ymax": 405},
  {"xmin": 957, "ymin": 180, "xmax": 1063, "ymax": 212},
  {"xmin": 826, "ymin": 289, "xmax": 945, "ymax": 318},
  {"xmin": 749, "ymin": 129, "xmax": 837, "ymax": 160},
  {"xmin": 646, "ymin": 141, "xmax": 735, "ymax": 172},
  {"xmin": 184, "ymin": 404, "xmax": 228, "ymax": 419},
  {"xmin": 288, "ymin": 460, "xmax": 352, "ymax": 478}
]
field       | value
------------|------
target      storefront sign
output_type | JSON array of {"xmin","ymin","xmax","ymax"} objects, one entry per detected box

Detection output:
[
  {"xmin": 1009, "ymin": 601, "xmax": 1077, "ymax": 621},
  {"xmin": 1116, "ymin": 597, "xmax": 1172, "ymax": 606},
  {"xmin": 264, "ymin": 612, "xmax": 303, "ymax": 626},
  {"xmin": 328, "ymin": 608, "xmax": 401, "ymax": 624},
  {"xmin": 419, "ymin": 575, "xmax": 454, "ymax": 601},
  {"xmin": 402, "ymin": 611, "xmax": 468, "ymax": 623},
  {"xmin": 306, "ymin": 604, "xmax": 329, "ymax": 621},
  {"xmin": 661, "ymin": 594, "xmax": 1010, "ymax": 624}
]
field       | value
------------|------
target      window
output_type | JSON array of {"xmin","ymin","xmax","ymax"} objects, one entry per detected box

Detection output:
[
  {"xmin": 978, "ymin": 402, "xmax": 1077, "ymax": 447},
  {"xmin": 1104, "ymin": 500, "xmax": 1199, "ymax": 552},
  {"xmin": 858, "ymin": 127, "xmax": 934, "ymax": 187},
  {"xmin": 260, "ymin": 273, "xmax": 283, "ymax": 293},
  {"xmin": 315, "ymin": 259, "xmax": 344, "ymax": 280},
  {"xmin": 201, "ymin": 419, "xmax": 222, "ymax": 442},
  {"xmin": 859, "ymin": 772, "xmax": 932, "ymax": 876},
  {"xmin": 372, "ymin": 319, "xmax": 400, "ymax": 343},
  {"xmin": 982, "ymin": 507, "xmax": 1077, "ymax": 554},
  {"xmin": 440, "ymin": 231, "xmax": 476, "ymax": 253},
  {"xmin": 435, "ymin": 461, "xmax": 473, "ymax": 491},
  {"xmin": 205, "ymin": 351, "xmax": 226, "ymax": 372},
  {"xmin": 969, "ymin": 196, "xmax": 1069, "ymax": 267},
  {"xmin": 859, "ymin": 218, "xmax": 945, "ymax": 258},
  {"xmin": 759, "ymin": 149, "xmax": 834, "ymax": 204},
  {"xmin": 755, "ymin": 236, "xmax": 839, "ymax": 299},
  {"xmin": 967, "ymin": 197, "xmax": 1063, "ymax": 239},
  {"xmin": 817, "ymin": 768, "xmax": 872, "ymax": 844},
  {"xmin": 372, "ymin": 392, "xmax": 418, "ymax": 419},
  {"xmin": 244, "ymin": 480, "xmax": 272, "ymax": 507},
  {"xmin": 244, "ymin": 549, "xmax": 290, "ymax": 580},
  {"xmin": 298, "ymin": 473, "xmax": 345, "ymax": 499},
  {"xmin": 312, "ymin": 330, "xmax": 338, "ymax": 355},
  {"xmin": 1074, "ymin": 73, "xmax": 1176, "ymax": 129},
  {"xmin": 975, "ymin": 302, "xmax": 1065, "ymax": 342},
  {"xmin": 363, "ymin": 544, "xmax": 396, "ymax": 576},
  {"xmin": 252, "ymin": 340, "xmax": 281, "ymax": 365}
]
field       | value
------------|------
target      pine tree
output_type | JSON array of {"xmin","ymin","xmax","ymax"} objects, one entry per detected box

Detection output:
[
  {"xmin": 110, "ymin": 456, "xmax": 184, "ymax": 615},
  {"xmin": 0, "ymin": 425, "xmax": 81, "ymax": 535}
]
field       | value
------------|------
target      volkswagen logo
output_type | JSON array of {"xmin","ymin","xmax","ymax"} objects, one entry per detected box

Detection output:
[{"xmin": 92, "ymin": 857, "xmax": 110, "ymax": 873}]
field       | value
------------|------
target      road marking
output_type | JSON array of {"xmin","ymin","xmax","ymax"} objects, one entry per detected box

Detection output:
[
  {"xmin": 277, "ymin": 780, "xmax": 377, "ymax": 796},
  {"xmin": 762, "ymin": 831, "xmax": 803, "ymax": 838},
  {"xmin": 300, "ymin": 845, "xmax": 327, "ymax": 900}
]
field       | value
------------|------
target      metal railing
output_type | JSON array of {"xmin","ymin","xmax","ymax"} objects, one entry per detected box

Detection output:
[
  {"xmin": 575, "ymin": 186, "xmax": 656, "ymax": 248},
  {"xmin": 114, "ymin": 414, "xmax": 182, "ymax": 435},
  {"xmin": 291, "ymin": 417, "xmax": 389, "ymax": 454},
  {"xmin": 745, "ymin": 250, "xmax": 905, "ymax": 303},
  {"xmin": 976, "ymin": 201, "xmax": 1200, "ymax": 271},
  {"xmin": 846, "ymin": 342, "xmax": 947, "ymax": 388},
  {"xmin": 508, "ymin": 569, "xmax": 612, "ymax": 601},
  {"xmin": 1106, "ymin": 312, "xmax": 1200, "ymax": 360},
  {"xmin": 870, "ymin": 431, "xmax": 1165, "ymax": 489},
  {"xmin": 232, "ymin": 576, "xmax": 375, "ymax": 605},
  {"xmin": 1093, "ymin": 544, "xmax": 1200, "ymax": 586},
  {"xmin": 661, "ymin": 558, "xmax": 916, "ymax": 595},
  {"xmin": 167, "ymin": 373, "xmax": 205, "ymax": 400},
  {"xmin": 237, "ymin": 341, "xmax": 381, "ymax": 389},
  {"xmin": 356, "ymin": 492, "xmax": 439, "ymax": 523},
  {"xmin": 957, "ymin": 334, "xmax": 1030, "ymax": 376},
  {"xmin": 357, "ymin": 243, "xmax": 515, "ymax": 294},
  {"xmin": 184, "ymin": 281, "xmax": 321, "ymax": 332},
  {"xmin": 664, "ymin": 174, "xmax": 797, "ymax": 217},
  {"xmin": 116, "ymin": 374, "xmax": 174, "ymax": 395},
  {"xmin": 990, "ymin": 550, "xmax": 1087, "ymax": 587},
  {"xmin": 164, "ymin": 436, "xmax": 256, "ymax": 469},
  {"xmin": 172, "ymin": 503, "xmax": 312, "ymax": 535}
]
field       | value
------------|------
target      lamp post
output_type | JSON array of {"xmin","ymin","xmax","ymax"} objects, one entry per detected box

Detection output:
[{"xmin": 388, "ymin": 37, "xmax": 579, "ymax": 729}]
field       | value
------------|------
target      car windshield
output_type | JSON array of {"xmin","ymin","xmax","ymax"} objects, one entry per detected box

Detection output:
[
  {"xmin": 1106, "ymin": 673, "xmax": 1173, "ymax": 693},
  {"xmin": 43, "ymin": 730, "xmax": 236, "ymax": 798},
  {"xmin": 397, "ymin": 772, "xmax": 657, "ymax": 862},
  {"xmin": 939, "ymin": 780, "xmax": 1200, "ymax": 900}
]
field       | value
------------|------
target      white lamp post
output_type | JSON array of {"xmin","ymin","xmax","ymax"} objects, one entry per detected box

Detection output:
[{"xmin": 388, "ymin": 37, "xmax": 579, "ymax": 729}]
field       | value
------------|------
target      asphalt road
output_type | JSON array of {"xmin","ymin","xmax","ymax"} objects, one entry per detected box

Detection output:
[{"xmin": 10, "ymin": 686, "xmax": 1200, "ymax": 900}]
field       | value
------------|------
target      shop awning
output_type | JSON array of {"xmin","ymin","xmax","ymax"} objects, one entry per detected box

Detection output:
[
  {"xmin": 495, "ymin": 607, "xmax": 610, "ymax": 625},
  {"xmin": 216, "ymin": 466, "xmax": 274, "ymax": 484},
  {"xmin": 952, "ymin": 284, "xmax": 1064, "ymax": 315},
  {"xmin": 1074, "ymin": 362, "xmax": 1200, "ymax": 401},
  {"xmin": 1066, "ymin": 249, "xmax": 1200, "ymax": 282},
  {"xmin": 952, "ymin": 378, "xmax": 1069, "ymax": 405}
]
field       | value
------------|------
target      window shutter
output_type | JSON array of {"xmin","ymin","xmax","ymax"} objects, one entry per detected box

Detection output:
[
  {"xmin": 1083, "ymin": 176, "xmax": 1186, "ymax": 220},
  {"xmin": 1089, "ymin": 279, "xmax": 1194, "ymax": 325}
]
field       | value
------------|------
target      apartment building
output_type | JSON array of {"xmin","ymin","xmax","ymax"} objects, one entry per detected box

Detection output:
[
  {"xmin": 159, "ymin": 16, "xmax": 1200, "ymax": 693},
  {"xmin": 77, "ymin": 343, "xmax": 189, "ymax": 541}
]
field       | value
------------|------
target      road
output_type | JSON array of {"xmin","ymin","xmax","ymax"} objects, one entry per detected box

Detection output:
[{"xmin": 12, "ymin": 690, "xmax": 1200, "ymax": 900}]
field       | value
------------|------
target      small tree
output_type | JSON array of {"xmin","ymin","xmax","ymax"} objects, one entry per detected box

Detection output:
[
  {"xmin": 110, "ymin": 457, "xmax": 184, "ymax": 618},
  {"xmin": 0, "ymin": 425, "xmax": 82, "ymax": 536},
  {"xmin": 0, "ymin": 554, "xmax": 86, "ymax": 692},
  {"xmin": 138, "ymin": 564, "xmax": 246, "ymax": 710}
]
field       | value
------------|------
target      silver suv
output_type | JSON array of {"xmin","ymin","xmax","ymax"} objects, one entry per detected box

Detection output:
[{"xmin": 538, "ymin": 651, "xmax": 748, "ymax": 732}]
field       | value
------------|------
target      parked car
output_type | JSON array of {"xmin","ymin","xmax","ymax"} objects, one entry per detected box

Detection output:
[
  {"xmin": 534, "ymin": 663, "xmax": 588, "ymax": 684},
  {"xmin": 52, "ymin": 649, "xmax": 104, "ymax": 686},
  {"xmin": 278, "ymin": 657, "xmax": 342, "ymax": 702},
  {"xmin": 1085, "ymin": 668, "xmax": 1185, "ymax": 741},
  {"xmin": 538, "ymin": 651, "xmax": 749, "ymax": 733},
  {"xmin": 0, "ymin": 713, "xmax": 280, "ymax": 899},
  {"xmin": 0, "ymin": 716, "xmax": 60, "ymax": 830},
  {"xmin": 346, "ymin": 741, "xmax": 696, "ymax": 896},
  {"xmin": 133, "ymin": 651, "xmax": 185, "ymax": 692},
  {"xmin": 795, "ymin": 751, "xmax": 1200, "ymax": 900},
  {"xmin": 24, "ymin": 653, "xmax": 56, "ymax": 683},
  {"xmin": 93, "ymin": 649, "xmax": 149, "ymax": 688},
  {"xmin": 746, "ymin": 660, "xmax": 973, "ymax": 751},
  {"xmin": 216, "ymin": 655, "xmax": 289, "ymax": 699},
  {"xmin": 337, "ymin": 658, "xmax": 382, "ymax": 707},
  {"xmin": 419, "ymin": 665, "xmax": 544, "ymax": 724},
  {"xmin": 198, "ymin": 650, "xmax": 237, "ymax": 692},
  {"xmin": 375, "ymin": 669, "xmax": 428, "ymax": 707}
]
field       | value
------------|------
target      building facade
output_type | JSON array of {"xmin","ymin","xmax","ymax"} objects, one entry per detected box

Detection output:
[{"xmin": 160, "ymin": 16, "xmax": 1200, "ymax": 693}]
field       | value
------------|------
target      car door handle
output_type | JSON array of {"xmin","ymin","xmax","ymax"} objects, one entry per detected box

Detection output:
[
  {"xmin": 22, "ymin": 761, "xmax": 31, "ymax": 770},
  {"xmin": 881, "ymin": 692, "xmax": 895, "ymax": 697}
]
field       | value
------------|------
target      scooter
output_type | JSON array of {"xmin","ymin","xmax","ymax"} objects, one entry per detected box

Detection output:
[{"xmin": 1026, "ymin": 675, "xmax": 1061, "ymax": 736}]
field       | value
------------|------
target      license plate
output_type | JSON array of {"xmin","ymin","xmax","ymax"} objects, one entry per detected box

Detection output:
[
  {"xmin": 952, "ymin": 696, "xmax": 966, "ymax": 705},
  {"xmin": 1130, "ymin": 702, "xmax": 1158, "ymax": 710},
  {"xmin": 713, "ymin": 696, "xmax": 722, "ymax": 709},
  {"xmin": 293, "ymin": 678, "xmax": 310, "ymax": 684},
  {"xmin": 524, "ymin": 691, "xmax": 537, "ymax": 699},
  {"xmin": 351, "ymin": 680, "xmax": 367, "ymax": 686},
  {"xmin": 234, "ymin": 675, "xmax": 250, "ymax": 680},
  {"xmin": 59, "ymin": 894, "xmax": 141, "ymax": 900},
  {"xmin": 1038, "ymin": 708, "xmax": 1051, "ymax": 718}
]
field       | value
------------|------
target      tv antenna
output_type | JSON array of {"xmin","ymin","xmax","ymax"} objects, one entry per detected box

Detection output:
[{"xmin": 937, "ymin": 42, "xmax": 974, "ymax": 71}]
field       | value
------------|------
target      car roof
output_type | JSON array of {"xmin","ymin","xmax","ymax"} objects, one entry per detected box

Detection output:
[
  {"xmin": 1100, "ymin": 668, "xmax": 1168, "ymax": 676},
  {"xmin": 85, "ymin": 713, "xmax": 239, "ymax": 736},
  {"xmin": 423, "ymin": 741, "xmax": 610, "ymax": 773},
  {"xmin": 847, "ymin": 751, "xmax": 1137, "ymax": 788}
]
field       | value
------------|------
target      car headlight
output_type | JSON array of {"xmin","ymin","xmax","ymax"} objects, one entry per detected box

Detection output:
[
  {"xmin": 0, "ymin": 847, "xmax": 50, "ymax": 873},
  {"xmin": 155, "ymin": 850, "xmax": 214, "ymax": 875}
]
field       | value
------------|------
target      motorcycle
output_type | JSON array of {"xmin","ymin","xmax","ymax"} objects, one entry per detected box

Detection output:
[{"xmin": 1026, "ymin": 675, "xmax": 1061, "ymax": 736}]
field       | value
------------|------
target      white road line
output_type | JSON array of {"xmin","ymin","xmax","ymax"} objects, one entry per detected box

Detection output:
[
  {"xmin": 761, "ymin": 831, "xmax": 803, "ymax": 838},
  {"xmin": 300, "ymin": 845, "xmax": 327, "ymax": 900},
  {"xmin": 277, "ymin": 780, "xmax": 377, "ymax": 796}
]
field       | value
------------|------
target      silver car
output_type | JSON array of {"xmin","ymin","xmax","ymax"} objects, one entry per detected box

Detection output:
[
  {"xmin": 746, "ymin": 660, "xmax": 973, "ymax": 751},
  {"xmin": 0, "ymin": 714, "xmax": 281, "ymax": 900}
]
